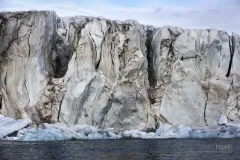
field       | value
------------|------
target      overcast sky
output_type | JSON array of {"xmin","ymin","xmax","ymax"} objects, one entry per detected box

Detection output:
[{"xmin": 0, "ymin": 0, "xmax": 240, "ymax": 33}]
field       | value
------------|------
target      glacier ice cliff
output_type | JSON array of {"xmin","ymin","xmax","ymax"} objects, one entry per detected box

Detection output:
[{"xmin": 0, "ymin": 11, "xmax": 240, "ymax": 131}]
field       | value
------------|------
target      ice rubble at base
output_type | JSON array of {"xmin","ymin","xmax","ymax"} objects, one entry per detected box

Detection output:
[
  {"xmin": 17, "ymin": 124, "xmax": 240, "ymax": 141},
  {"xmin": 1, "ymin": 114, "xmax": 240, "ymax": 141}
]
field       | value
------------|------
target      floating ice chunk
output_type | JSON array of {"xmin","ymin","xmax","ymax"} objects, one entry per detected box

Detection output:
[
  {"xmin": 20, "ymin": 129, "xmax": 73, "ymax": 141},
  {"xmin": 121, "ymin": 130, "xmax": 148, "ymax": 139},
  {"xmin": 40, "ymin": 123, "xmax": 99, "ymax": 135},
  {"xmin": 226, "ymin": 123, "xmax": 240, "ymax": 128},
  {"xmin": 175, "ymin": 125, "xmax": 192, "ymax": 138},
  {"xmin": 71, "ymin": 125, "xmax": 98, "ymax": 136},
  {"xmin": 5, "ymin": 136, "xmax": 19, "ymax": 140},
  {"xmin": 17, "ymin": 128, "xmax": 36, "ymax": 138},
  {"xmin": 234, "ymin": 132, "xmax": 240, "ymax": 138},
  {"xmin": 155, "ymin": 124, "xmax": 173, "ymax": 136},
  {"xmin": 145, "ymin": 132, "xmax": 156, "ymax": 139},
  {"xmin": 218, "ymin": 115, "xmax": 228, "ymax": 125},
  {"xmin": 219, "ymin": 131, "xmax": 236, "ymax": 138},
  {"xmin": 0, "ymin": 117, "xmax": 32, "ymax": 138},
  {"xmin": 87, "ymin": 132, "xmax": 103, "ymax": 139},
  {"xmin": 0, "ymin": 114, "xmax": 4, "ymax": 119},
  {"xmin": 69, "ymin": 124, "xmax": 90, "ymax": 132},
  {"xmin": 40, "ymin": 123, "xmax": 72, "ymax": 132},
  {"xmin": 188, "ymin": 125, "xmax": 240, "ymax": 138},
  {"xmin": 83, "ymin": 126, "xmax": 93, "ymax": 136},
  {"xmin": 155, "ymin": 124, "xmax": 191, "ymax": 138},
  {"xmin": 106, "ymin": 131, "xmax": 120, "ymax": 139},
  {"xmin": 189, "ymin": 129, "xmax": 219, "ymax": 138},
  {"xmin": 71, "ymin": 133, "xmax": 87, "ymax": 140}
]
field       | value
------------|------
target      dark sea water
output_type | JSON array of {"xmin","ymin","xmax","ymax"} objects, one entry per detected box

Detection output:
[{"xmin": 0, "ymin": 139, "xmax": 239, "ymax": 160}]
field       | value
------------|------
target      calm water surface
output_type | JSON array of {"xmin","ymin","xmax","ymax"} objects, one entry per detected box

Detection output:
[{"xmin": 0, "ymin": 139, "xmax": 239, "ymax": 160}]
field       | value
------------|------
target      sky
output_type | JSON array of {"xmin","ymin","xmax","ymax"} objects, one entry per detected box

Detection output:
[{"xmin": 0, "ymin": 0, "xmax": 240, "ymax": 33}]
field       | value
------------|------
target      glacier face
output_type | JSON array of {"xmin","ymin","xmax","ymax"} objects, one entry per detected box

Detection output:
[{"xmin": 0, "ymin": 11, "xmax": 240, "ymax": 131}]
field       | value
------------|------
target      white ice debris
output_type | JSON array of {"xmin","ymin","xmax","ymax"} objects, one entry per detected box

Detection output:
[
  {"xmin": 189, "ymin": 129, "xmax": 219, "ymax": 138},
  {"xmin": 121, "ymin": 130, "xmax": 148, "ymax": 138},
  {"xmin": 20, "ymin": 128, "xmax": 73, "ymax": 141},
  {"xmin": 155, "ymin": 124, "xmax": 191, "ymax": 138},
  {"xmin": 87, "ymin": 132, "xmax": 103, "ymax": 140},
  {"xmin": 0, "ymin": 116, "xmax": 32, "ymax": 138},
  {"xmin": 218, "ymin": 115, "xmax": 228, "ymax": 125},
  {"xmin": 0, "ymin": 114, "xmax": 4, "ymax": 119},
  {"xmin": 1, "ymin": 116, "xmax": 240, "ymax": 141},
  {"xmin": 226, "ymin": 122, "xmax": 240, "ymax": 128},
  {"xmin": 40, "ymin": 123, "xmax": 99, "ymax": 134},
  {"xmin": 17, "ymin": 128, "xmax": 37, "ymax": 137}
]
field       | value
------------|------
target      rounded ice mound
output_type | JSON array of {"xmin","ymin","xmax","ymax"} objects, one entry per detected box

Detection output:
[
  {"xmin": 20, "ymin": 128, "xmax": 73, "ymax": 141},
  {"xmin": 17, "ymin": 128, "xmax": 37, "ymax": 138},
  {"xmin": 0, "ymin": 114, "xmax": 4, "ymax": 119},
  {"xmin": 218, "ymin": 115, "xmax": 228, "ymax": 125},
  {"xmin": 87, "ymin": 132, "xmax": 104, "ymax": 139},
  {"xmin": 121, "ymin": 130, "xmax": 156, "ymax": 139}
]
